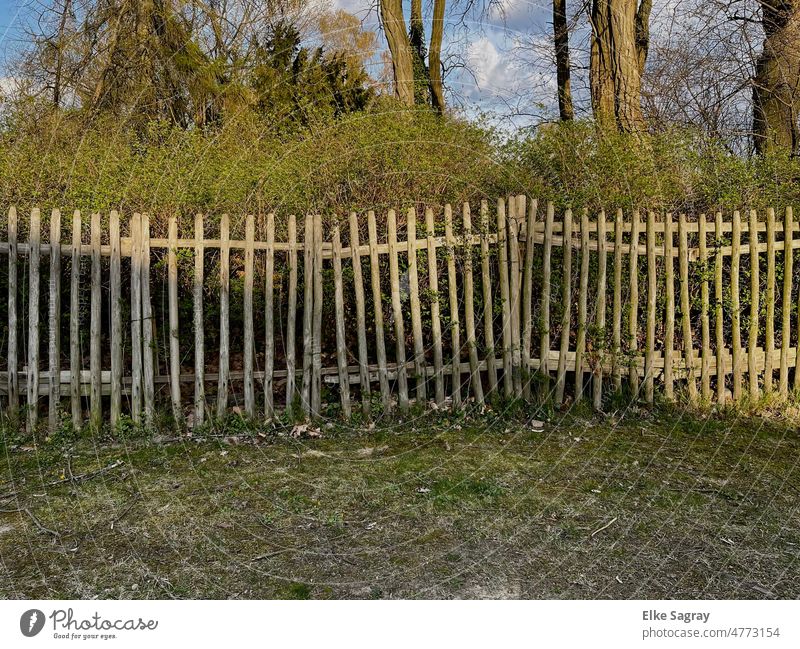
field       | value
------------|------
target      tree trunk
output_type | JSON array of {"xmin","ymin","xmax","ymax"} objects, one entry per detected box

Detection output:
[
  {"xmin": 429, "ymin": 0, "xmax": 446, "ymax": 113},
  {"xmin": 553, "ymin": 0, "xmax": 574, "ymax": 121},
  {"xmin": 52, "ymin": 0, "xmax": 72, "ymax": 108},
  {"xmin": 590, "ymin": 0, "xmax": 648, "ymax": 132},
  {"xmin": 409, "ymin": 0, "xmax": 429, "ymax": 104},
  {"xmin": 380, "ymin": 0, "xmax": 415, "ymax": 106},
  {"xmin": 753, "ymin": 1, "xmax": 800, "ymax": 156}
]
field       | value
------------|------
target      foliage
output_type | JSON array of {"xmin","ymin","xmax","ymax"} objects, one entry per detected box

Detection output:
[{"xmin": 506, "ymin": 121, "xmax": 800, "ymax": 213}]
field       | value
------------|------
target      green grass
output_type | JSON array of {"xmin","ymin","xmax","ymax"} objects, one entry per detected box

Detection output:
[{"xmin": 1, "ymin": 404, "xmax": 799, "ymax": 599}]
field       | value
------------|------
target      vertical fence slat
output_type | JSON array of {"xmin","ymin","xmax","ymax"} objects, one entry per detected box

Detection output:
[
  {"xmin": 109, "ymin": 210, "xmax": 122, "ymax": 427},
  {"xmin": 555, "ymin": 208, "xmax": 573, "ymax": 406},
  {"xmin": 130, "ymin": 214, "xmax": 143, "ymax": 424},
  {"xmin": 510, "ymin": 197, "xmax": 522, "ymax": 396},
  {"xmin": 349, "ymin": 212, "xmax": 371, "ymax": 415},
  {"xmin": 522, "ymin": 198, "xmax": 537, "ymax": 400},
  {"xmin": 332, "ymin": 224, "xmax": 351, "ymax": 418},
  {"xmin": 765, "ymin": 207, "xmax": 776, "ymax": 394},
  {"xmin": 645, "ymin": 210, "xmax": 656, "ymax": 404},
  {"xmin": 7, "ymin": 207, "xmax": 18, "ymax": 420},
  {"xmin": 508, "ymin": 200, "xmax": 523, "ymax": 397},
  {"xmin": 300, "ymin": 213, "xmax": 314, "ymax": 414},
  {"xmin": 779, "ymin": 207, "xmax": 792, "ymax": 397},
  {"xmin": 218, "ymin": 213, "xmax": 231, "ymax": 417},
  {"xmin": 612, "ymin": 208, "xmax": 623, "ymax": 392},
  {"xmin": 239, "ymin": 214, "xmax": 254, "ymax": 418},
  {"xmin": 575, "ymin": 209, "xmax": 590, "ymax": 401},
  {"xmin": 539, "ymin": 202, "xmax": 554, "ymax": 397},
  {"xmin": 312, "ymin": 214, "xmax": 324, "ymax": 416},
  {"xmin": 141, "ymin": 213, "xmax": 155, "ymax": 423},
  {"xmin": 70, "ymin": 211, "xmax": 82, "ymax": 427},
  {"xmin": 48, "ymin": 209, "xmax": 62, "ymax": 432},
  {"xmin": 793, "ymin": 209, "xmax": 800, "ymax": 391},
  {"xmin": 629, "ymin": 209, "xmax": 640, "ymax": 393},
  {"xmin": 89, "ymin": 211, "xmax": 101, "ymax": 431},
  {"xmin": 480, "ymin": 200, "xmax": 498, "ymax": 395},
  {"xmin": 264, "ymin": 212, "xmax": 275, "ymax": 418},
  {"xmin": 445, "ymin": 204, "xmax": 462, "ymax": 407},
  {"xmin": 497, "ymin": 198, "xmax": 512, "ymax": 398},
  {"xmin": 679, "ymin": 212, "xmax": 697, "ymax": 402},
  {"xmin": 193, "ymin": 213, "xmax": 205, "ymax": 426},
  {"xmin": 664, "ymin": 212, "xmax": 675, "ymax": 400},
  {"xmin": 749, "ymin": 209, "xmax": 760, "ymax": 399},
  {"xmin": 243, "ymin": 214, "xmax": 255, "ymax": 418},
  {"xmin": 28, "ymin": 208, "xmax": 42, "ymax": 433},
  {"xmin": 463, "ymin": 203, "xmax": 483, "ymax": 404},
  {"xmin": 731, "ymin": 210, "xmax": 742, "ymax": 401},
  {"xmin": 368, "ymin": 210, "xmax": 391, "ymax": 411},
  {"xmin": 715, "ymin": 211, "xmax": 726, "ymax": 403},
  {"xmin": 407, "ymin": 207, "xmax": 426, "ymax": 403},
  {"xmin": 698, "ymin": 213, "xmax": 711, "ymax": 401},
  {"xmin": 168, "ymin": 215, "xmax": 181, "ymax": 422},
  {"xmin": 285, "ymin": 214, "xmax": 298, "ymax": 411},
  {"xmin": 425, "ymin": 207, "xmax": 445, "ymax": 406},
  {"xmin": 593, "ymin": 210, "xmax": 607, "ymax": 410},
  {"xmin": 387, "ymin": 209, "xmax": 409, "ymax": 411}
]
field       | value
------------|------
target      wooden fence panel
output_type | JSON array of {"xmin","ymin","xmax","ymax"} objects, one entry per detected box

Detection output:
[{"xmin": 2, "ymin": 200, "xmax": 800, "ymax": 426}]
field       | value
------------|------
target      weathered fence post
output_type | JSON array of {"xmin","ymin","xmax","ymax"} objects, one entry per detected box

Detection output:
[
  {"xmin": 130, "ymin": 213, "xmax": 143, "ymax": 424},
  {"xmin": 575, "ymin": 209, "xmax": 590, "ymax": 401},
  {"xmin": 698, "ymin": 214, "xmax": 711, "ymax": 401},
  {"xmin": 731, "ymin": 210, "xmax": 742, "ymax": 401},
  {"xmin": 445, "ymin": 204, "xmax": 462, "ymax": 407},
  {"xmin": 593, "ymin": 210, "xmax": 607, "ymax": 411},
  {"xmin": 679, "ymin": 212, "xmax": 697, "ymax": 402},
  {"xmin": 7, "ymin": 207, "xmax": 19, "ymax": 420},
  {"xmin": 407, "ymin": 207, "xmax": 427, "ymax": 404},
  {"xmin": 426, "ymin": 207, "xmax": 445, "ymax": 406},
  {"xmin": 480, "ymin": 200, "xmax": 498, "ymax": 395},
  {"xmin": 167, "ymin": 215, "xmax": 182, "ymax": 423},
  {"xmin": 218, "ymin": 213, "xmax": 231, "ymax": 417},
  {"xmin": 764, "ymin": 208, "xmax": 776, "ymax": 394},
  {"xmin": 664, "ymin": 212, "xmax": 675, "ymax": 400},
  {"xmin": 141, "ymin": 213, "xmax": 155, "ymax": 423},
  {"xmin": 539, "ymin": 202, "xmax": 554, "ymax": 397},
  {"xmin": 243, "ymin": 213, "xmax": 255, "ymax": 418},
  {"xmin": 332, "ymin": 224, "xmax": 352, "ymax": 418},
  {"xmin": 645, "ymin": 210, "xmax": 656, "ymax": 404},
  {"xmin": 193, "ymin": 213, "xmax": 205, "ymax": 426},
  {"xmin": 349, "ymin": 212, "xmax": 371, "ymax": 415},
  {"xmin": 70, "ymin": 211, "xmax": 82, "ymax": 427},
  {"xmin": 28, "ymin": 208, "xmax": 42, "ymax": 433},
  {"xmin": 555, "ymin": 208, "xmax": 573, "ymax": 406},
  {"xmin": 749, "ymin": 209, "xmax": 760, "ymax": 399},
  {"xmin": 387, "ymin": 209, "xmax": 409, "ymax": 411},
  {"xmin": 89, "ymin": 211, "xmax": 101, "ymax": 431},
  {"xmin": 463, "ymin": 203, "xmax": 484, "ymax": 404},
  {"xmin": 48, "ymin": 209, "xmax": 62, "ymax": 432},
  {"xmin": 110, "ymin": 210, "xmax": 122, "ymax": 427},
  {"xmin": 285, "ymin": 214, "xmax": 298, "ymax": 411},
  {"xmin": 264, "ymin": 212, "xmax": 276, "ymax": 419}
]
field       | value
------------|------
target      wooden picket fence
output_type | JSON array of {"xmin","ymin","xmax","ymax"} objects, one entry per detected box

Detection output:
[{"xmin": 1, "ymin": 198, "xmax": 800, "ymax": 433}]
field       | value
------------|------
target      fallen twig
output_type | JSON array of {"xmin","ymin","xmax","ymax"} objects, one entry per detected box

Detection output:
[
  {"xmin": 590, "ymin": 516, "xmax": 618, "ymax": 538},
  {"xmin": 0, "ymin": 506, "xmax": 60, "ymax": 537}
]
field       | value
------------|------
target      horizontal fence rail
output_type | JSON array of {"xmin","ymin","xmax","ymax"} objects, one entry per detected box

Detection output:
[{"xmin": 1, "ymin": 201, "xmax": 799, "ymax": 433}]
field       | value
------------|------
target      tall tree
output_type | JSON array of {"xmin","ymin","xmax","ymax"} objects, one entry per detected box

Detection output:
[
  {"xmin": 379, "ymin": 0, "xmax": 415, "ymax": 105},
  {"xmin": 753, "ymin": 0, "xmax": 800, "ymax": 155},
  {"xmin": 589, "ymin": 0, "xmax": 651, "ymax": 132},
  {"xmin": 378, "ymin": 0, "xmax": 446, "ymax": 112},
  {"xmin": 553, "ymin": 0, "xmax": 574, "ymax": 121},
  {"xmin": 429, "ymin": 0, "xmax": 446, "ymax": 113},
  {"xmin": 409, "ymin": 0, "xmax": 430, "ymax": 103}
]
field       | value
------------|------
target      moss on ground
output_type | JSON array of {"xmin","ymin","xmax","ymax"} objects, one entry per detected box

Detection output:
[{"xmin": 1, "ymin": 404, "xmax": 798, "ymax": 599}]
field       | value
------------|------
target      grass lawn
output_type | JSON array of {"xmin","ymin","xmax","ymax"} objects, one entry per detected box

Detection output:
[{"xmin": 1, "ymin": 403, "xmax": 799, "ymax": 599}]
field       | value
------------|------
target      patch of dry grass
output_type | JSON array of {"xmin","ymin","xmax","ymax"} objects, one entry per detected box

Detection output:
[{"xmin": 1, "ymin": 405, "xmax": 799, "ymax": 599}]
